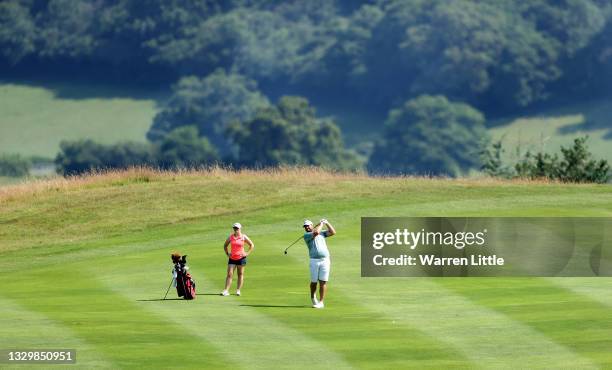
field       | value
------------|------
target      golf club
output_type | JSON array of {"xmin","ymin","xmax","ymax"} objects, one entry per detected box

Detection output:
[
  {"xmin": 283, "ymin": 235, "xmax": 303, "ymax": 254},
  {"xmin": 284, "ymin": 221, "xmax": 322, "ymax": 255}
]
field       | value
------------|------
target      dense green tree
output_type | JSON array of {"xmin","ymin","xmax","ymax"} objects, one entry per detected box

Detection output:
[
  {"xmin": 480, "ymin": 140, "xmax": 514, "ymax": 179},
  {"xmin": 35, "ymin": 0, "xmax": 97, "ymax": 58},
  {"xmin": 226, "ymin": 96, "xmax": 362, "ymax": 170},
  {"xmin": 4, "ymin": 0, "xmax": 612, "ymax": 143},
  {"xmin": 0, "ymin": 154, "xmax": 31, "ymax": 177},
  {"xmin": 515, "ymin": 0, "xmax": 607, "ymax": 55},
  {"xmin": 558, "ymin": 136, "xmax": 610, "ymax": 183},
  {"xmin": 0, "ymin": 1, "xmax": 36, "ymax": 64},
  {"xmin": 368, "ymin": 95, "xmax": 488, "ymax": 176},
  {"xmin": 149, "ymin": 1, "xmax": 340, "ymax": 83},
  {"xmin": 155, "ymin": 126, "xmax": 218, "ymax": 169},
  {"xmin": 322, "ymin": 0, "xmax": 610, "ymax": 109},
  {"xmin": 486, "ymin": 136, "xmax": 610, "ymax": 183},
  {"xmin": 55, "ymin": 128, "xmax": 218, "ymax": 175},
  {"xmin": 133, "ymin": 0, "xmax": 228, "ymax": 71},
  {"xmin": 55, "ymin": 140, "xmax": 154, "ymax": 175},
  {"xmin": 148, "ymin": 70, "xmax": 270, "ymax": 153},
  {"xmin": 553, "ymin": 4, "xmax": 612, "ymax": 98}
]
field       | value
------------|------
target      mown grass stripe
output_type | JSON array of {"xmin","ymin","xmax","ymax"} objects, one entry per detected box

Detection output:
[
  {"xmin": 1, "ymin": 171, "xmax": 612, "ymax": 369},
  {"xmin": 552, "ymin": 278, "xmax": 612, "ymax": 308},
  {"xmin": 439, "ymin": 278, "xmax": 612, "ymax": 367},
  {"xmin": 0, "ymin": 267, "xmax": 230, "ymax": 369},
  {"xmin": 0, "ymin": 295, "xmax": 113, "ymax": 369},
  {"xmin": 93, "ymin": 262, "xmax": 354, "ymax": 370},
  {"xmin": 86, "ymin": 242, "xmax": 471, "ymax": 369},
  {"xmin": 334, "ymin": 276, "xmax": 597, "ymax": 369}
]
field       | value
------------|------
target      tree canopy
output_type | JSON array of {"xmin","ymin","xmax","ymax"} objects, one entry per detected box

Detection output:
[
  {"xmin": 368, "ymin": 95, "xmax": 488, "ymax": 176},
  {"xmin": 2, "ymin": 0, "xmax": 611, "ymax": 113},
  {"xmin": 148, "ymin": 69, "xmax": 270, "ymax": 154},
  {"xmin": 226, "ymin": 96, "xmax": 362, "ymax": 170}
]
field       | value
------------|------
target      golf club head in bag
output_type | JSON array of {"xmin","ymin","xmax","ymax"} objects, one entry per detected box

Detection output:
[{"xmin": 170, "ymin": 253, "xmax": 196, "ymax": 300}]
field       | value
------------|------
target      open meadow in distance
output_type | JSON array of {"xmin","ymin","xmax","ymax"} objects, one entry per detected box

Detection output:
[{"xmin": 0, "ymin": 83, "xmax": 161, "ymax": 158}]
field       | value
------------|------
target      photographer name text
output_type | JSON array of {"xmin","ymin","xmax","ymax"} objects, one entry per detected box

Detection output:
[{"xmin": 371, "ymin": 228, "xmax": 504, "ymax": 267}]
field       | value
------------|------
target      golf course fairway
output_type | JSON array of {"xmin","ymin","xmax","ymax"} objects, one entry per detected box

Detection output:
[{"xmin": 1, "ymin": 168, "xmax": 611, "ymax": 369}]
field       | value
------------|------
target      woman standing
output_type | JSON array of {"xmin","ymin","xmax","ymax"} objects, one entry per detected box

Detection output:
[{"xmin": 221, "ymin": 222, "xmax": 254, "ymax": 296}]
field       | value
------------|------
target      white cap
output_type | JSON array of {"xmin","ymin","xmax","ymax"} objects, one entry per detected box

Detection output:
[
  {"xmin": 303, "ymin": 220, "xmax": 313, "ymax": 227},
  {"xmin": 232, "ymin": 222, "xmax": 242, "ymax": 229}
]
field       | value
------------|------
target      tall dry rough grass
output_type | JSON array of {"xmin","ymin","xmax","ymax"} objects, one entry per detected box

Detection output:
[{"xmin": 0, "ymin": 166, "xmax": 571, "ymax": 205}]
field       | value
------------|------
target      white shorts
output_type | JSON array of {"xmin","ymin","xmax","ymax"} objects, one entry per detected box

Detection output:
[{"xmin": 309, "ymin": 257, "xmax": 330, "ymax": 282}]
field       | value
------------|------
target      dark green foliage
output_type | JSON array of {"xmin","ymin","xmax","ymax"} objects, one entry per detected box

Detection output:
[
  {"xmin": 334, "ymin": 0, "xmax": 607, "ymax": 108},
  {"xmin": 0, "ymin": 1, "xmax": 36, "ymax": 64},
  {"xmin": 55, "ymin": 128, "xmax": 218, "ymax": 175},
  {"xmin": 226, "ymin": 96, "xmax": 362, "ymax": 170},
  {"xmin": 55, "ymin": 140, "xmax": 155, "ymax": 175},
  {"xmin": 155, "ymin": 126, "xmax": 218, "ymax": 169},
  {"xmin": 480, "ymin": 140, "xmax": 514, "ymax": 179},
  {"xmin": 515, "ymin": 152, "xmax": 562, "ymax": 180},
  {"xmin": 148, "ymin": 70, "xmax": 269, "ymax": 152},
  {"xmin": 483, "ymin": 137, "xmax": 610, "ymax": 183},
  {"xmin": 35, "ymin": 0, "xmax": 97, "ymax": 59},
  {"xmin": 150, "ymin": 2, "xmax": 339, "ymax": 82},
  {"xmin": 6, "ymin": 1, "xmax": 612, "ymax": 178},
  {"xmin": 2, "ymin": 0, "xmax": 611, "ymax": 111},
  {"xmin": 0, "ymin": 154, "xmax": 31, "ymax": 177},
  {"xmin": 368, "ymin": 95, "xmax": 488, "ymax": 176},
  {"xmin": 558, "ymin": 137, "xmax": 610, "ymax": 183}
]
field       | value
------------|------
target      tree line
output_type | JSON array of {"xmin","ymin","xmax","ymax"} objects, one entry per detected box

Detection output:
[
  {"xmin": 53, "ymin": 68, "xmax": 489, "ymax": 176},
  {"xmin": 2, "ymin": 0, "xmax": 612, "ymax": 114},
  {"xmin": 53, "ymin": 77, "xmax": 610, "ymax": 182},
  {"xmin": 1, "ymin": 0, "xmax": 611, "ymax": 181}
]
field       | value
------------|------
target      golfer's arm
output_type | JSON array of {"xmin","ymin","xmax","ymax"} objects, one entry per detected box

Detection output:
[
  {"xmin": 223, "ymin": 238, "xmax": 230, "ymax": 256},
  {"xmin": 325, "ymin": 222, "xmax": 336, "ymax": 237},
  {"xmin": 313, "ymin": 222, "xmax": 323, "ymax": 236},
  {"xmin": 245, "ymin": 236, "xmax": 254, "ymax": 254}
]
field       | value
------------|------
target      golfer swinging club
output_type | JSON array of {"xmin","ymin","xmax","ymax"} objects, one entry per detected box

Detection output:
[{"xmin": 303, "ymin": 219, "xmax": 335, "ymax": 308}]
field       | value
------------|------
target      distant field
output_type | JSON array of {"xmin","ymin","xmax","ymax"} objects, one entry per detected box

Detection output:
[
  {"xmin": 489, "ymin": 98, "xmax": 612, "ymax": 164},
  {"xmin": 318, "ymin": 97, "xmax": 612, "ymax": 166},
  {"xmin": 1, "ymin": 80, "xmax": 610, "ymax": 167},
  {"xmin": 0, "ymin": 82, "xmax": 162, "ymax": 158},
  {"xmin": 1, "ymin": 168, "xmax": 612, "ymax": 368}
]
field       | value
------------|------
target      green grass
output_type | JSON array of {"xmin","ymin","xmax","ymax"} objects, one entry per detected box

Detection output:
[
  {"xmin": 0, "ymin": 82, "xmax": 161, "ymax": 158},
  {"xmin": 1, "ymin": 168, "xmax": 611, "ymax": 368}
]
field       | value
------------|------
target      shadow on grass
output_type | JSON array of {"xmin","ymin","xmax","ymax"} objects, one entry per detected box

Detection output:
[
  {"xmin": 553, "ymin": 100, "xmax": 612, "ymax": 138},
  {"xmin": 138, "ymin": 293, "xmax": 223, "ymax": 301},
  {"xmin": 0, "ymin": 75, "xmax": 167, "ymax": 103},
  {"xmin": 240, "ymin": 304, "xmax": 310, "ymax": 308}
]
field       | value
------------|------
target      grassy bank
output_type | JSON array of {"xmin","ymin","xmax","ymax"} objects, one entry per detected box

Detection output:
[{"xmin": 1, "ymin": 168, "xmax": 611, "ymax": 368}]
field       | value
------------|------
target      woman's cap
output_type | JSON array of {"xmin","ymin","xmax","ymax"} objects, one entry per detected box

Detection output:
[{"xmin": 233, "ymin": 222, "xmax": 242, "ymax": 229}]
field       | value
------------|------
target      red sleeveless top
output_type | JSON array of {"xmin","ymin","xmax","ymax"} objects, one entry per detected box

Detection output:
[{"xmin": 229, "ymin": 234, "xmax": 246, "ymax": 260}]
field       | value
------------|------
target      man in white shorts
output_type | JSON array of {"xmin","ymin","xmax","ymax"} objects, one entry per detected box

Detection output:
[{"xmin": 303, "ymin": 219, "xmax": 336, "ymax": 308}]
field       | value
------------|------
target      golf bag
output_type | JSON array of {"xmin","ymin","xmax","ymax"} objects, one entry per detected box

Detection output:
[{"xmin": 171, "ymin": 254, "xmax": 196, "ymax": 300}]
